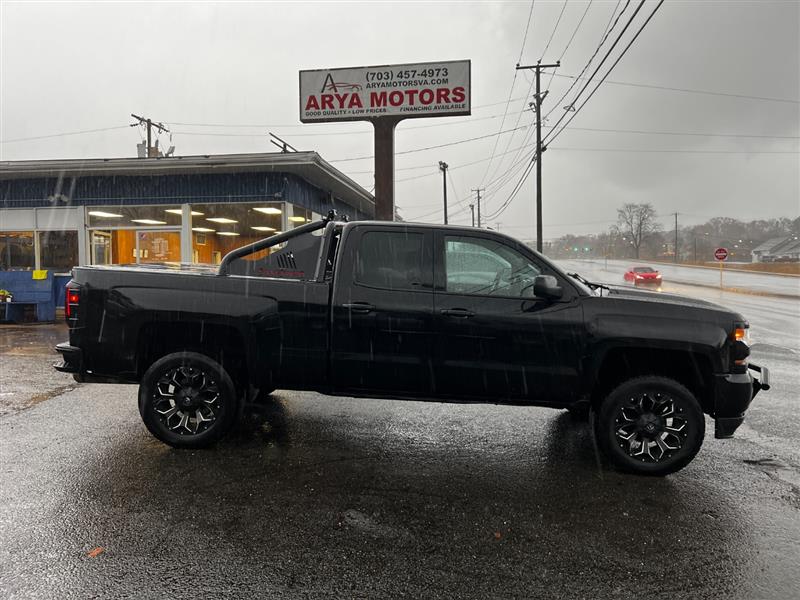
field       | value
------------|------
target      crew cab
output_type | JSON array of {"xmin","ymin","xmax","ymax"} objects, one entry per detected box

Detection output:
[{"xmin": 55, "ymin": 213, "xmax": 770, "ymax": 476}]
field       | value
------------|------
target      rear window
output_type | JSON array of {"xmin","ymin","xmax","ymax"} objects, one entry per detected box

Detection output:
[
  {"xmin": 633, "ymin": 267, "xmax": 656, "ymax": 273},
  {"xmin": 354, "ymin": 231, "xmax": 426, "ymax": 290}
]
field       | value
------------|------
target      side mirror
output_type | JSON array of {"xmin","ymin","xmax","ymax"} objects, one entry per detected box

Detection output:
[{"xmin": 533, "ymin": 275, "xmax": 563, "ymax": 300}]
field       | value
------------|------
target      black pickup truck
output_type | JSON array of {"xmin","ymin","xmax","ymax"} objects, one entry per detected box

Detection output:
[{"xmin": 55, "ymin": 214, "xmax": 769, "ymax": 475}]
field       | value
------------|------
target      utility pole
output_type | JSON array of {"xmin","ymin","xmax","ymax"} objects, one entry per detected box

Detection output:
[
  {"xmin": 469, "ymin": 204, "xmax": 475, "ymax": 227},
  {"xmin": 674, "ymin": 212, "xmax": 679, "ymax": 263},
  {"xmin": 130, "ymin": 114, "xmax": 169, "ymax": 158},
  {"xmin": 515, "ymin": 60, "xmax": 560, "ymax": 252},
  {"xmin": 472, "ymin": 188, "xmax": 484, "ymax": 227},
  {"xmin": 439, "ymin": 161, "xmax": 449, "ymax": 225}
]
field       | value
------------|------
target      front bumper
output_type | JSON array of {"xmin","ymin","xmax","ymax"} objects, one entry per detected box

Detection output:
[{"xmin": 714, "ymin": 362, "xmax": 770, "ymax": 439}]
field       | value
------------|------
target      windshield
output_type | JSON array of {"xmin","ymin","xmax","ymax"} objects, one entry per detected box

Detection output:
[{"xmin": 633, "ymin": 267, "xmax": 656, "ymax": 273}]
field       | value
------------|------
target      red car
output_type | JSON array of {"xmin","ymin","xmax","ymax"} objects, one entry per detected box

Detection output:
[{"xmin": 624, "ymin": 266, "xmax": 662, "ymax": 287}]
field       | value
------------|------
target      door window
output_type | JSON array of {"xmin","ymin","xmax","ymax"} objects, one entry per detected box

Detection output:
[
  {"xmin": 444, "ymin": 236, "xmax": 541, "ymax": 297},
  {"xmin": 355, "ymin": 231, "xmax": 427, "ymax": 291}
]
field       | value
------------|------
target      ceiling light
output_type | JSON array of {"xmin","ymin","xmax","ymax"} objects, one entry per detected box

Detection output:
[
  {"xmin": 216, "ymin": 231, "xmax": 240, "ymax": 236},
  {"xmin": 251, "ymin": 226, "xmax": 276, "ymax": 232},
  {"xmin": 192, "ymin": 227, "xmax": 215, "ymax": 232},
  {"xmin": 207, "ymin": 217, "xmax": 238, "ymax": 224},
  {"xmin": 288, "ymin": 216, "xmax": 307, "ymax": 223},
  {"xmin": 165, "ymin": 209, "xmax": 204, "ymax": 216},
  {"xmin": 253, "ymin": 207, "xmax": 282, "ymax": 215},
  {"xmin": 131, "ymin": 219, "xmax": 167, "ymax": 225},
  {"xmin": 88, "ymin": 211, "xmax": 124, "ymax": 218}
]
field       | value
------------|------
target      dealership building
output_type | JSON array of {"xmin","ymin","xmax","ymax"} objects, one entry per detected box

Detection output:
[{"xmin": 0, "ymin": 152, "xmax": 374, "ymax": 273}]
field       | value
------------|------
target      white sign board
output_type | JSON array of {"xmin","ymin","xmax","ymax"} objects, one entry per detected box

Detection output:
[{"xmin": 299, "ymin": 60, "xmax": 471, "ymax": 123}]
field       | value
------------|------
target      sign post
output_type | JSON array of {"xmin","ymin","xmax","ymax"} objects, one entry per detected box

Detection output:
[
  {"xmin": 300, "ymin": 60, "xmax": 471, "ymax": 221},
  {"xmin": 714, "ymin": 247, "xmax": 728, "ymax": 288}
]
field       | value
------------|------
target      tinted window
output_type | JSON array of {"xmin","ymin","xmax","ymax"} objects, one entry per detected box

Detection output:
[
  {"xmin": 445, "ymin": 236, "xmax": 541, "ymax": 297},
  {"xmin": 633, "ymin": 267, "xmax": 655, "ymax": 273},
  {"xmin": 355, "ymin": 231, "xmax": 426, "ymax": 290}
]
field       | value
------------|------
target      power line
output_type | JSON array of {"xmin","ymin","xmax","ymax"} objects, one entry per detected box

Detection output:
[
  {"xmin": 545, "ymin": 0, "xmax": 647, "ymax": 142},
  {"xmin": 476, "ymin": 0, "xmax": 536, "ymax": 188},
  {"xmin": 549, "ymin": 147, "xmax": 799, "ymax": 154},
  {"xmin": 0, "ymin": 125, "xmax": 129, "ymax": 144},
  {"xmin": 549, "ymin": 73, "xmax": 800, "ymax": 104},
  {"xmin": 539, "ymin": 0, "xmax": 568, "ymax": 60},
  {"xmin": 328, "ymin": 126, "xmax": 528, "ymax": 163},
  {"xmin": 489, "ymin": 0, "xmax": 621, "ymax": 189},
  {"xmin": 544, "ymin": 0, "xmax": 631, "ymax": 121},
  {"xmin": 489, "ymin": 2, "xmax": 663, "ymax": 223},
  {"xmin": 546, "ymin": 1, "xmax": 677, "ymax": 146},
  {"xmin": 554, "ymin": 125, "xmax": 800, "ymax": 140},
  {"xmin": 544, "ymin": 0, "xmax": 594, "ymax": 92},
  {"xmin": 518, "ymin": 0, "xmax": 537, "ymax": 63}
]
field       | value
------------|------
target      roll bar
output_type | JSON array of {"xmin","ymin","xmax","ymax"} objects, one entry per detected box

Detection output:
[{"xmin": 218, "ymin": 209, "xmax": 345, "ymax": 276}]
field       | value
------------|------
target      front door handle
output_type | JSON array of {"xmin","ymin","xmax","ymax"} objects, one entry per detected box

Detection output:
[
  {"xmin": 342, "ymin": 302, "xmax": 374, "ymax": 313},
  {"xmin": 441, "ymin": 308, "xmax": 475, "ymax": 318}
]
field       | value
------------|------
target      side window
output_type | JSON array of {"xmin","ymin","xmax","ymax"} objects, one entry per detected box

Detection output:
[
  {"xmin": 355, "ymin": 231, "xmax": 426, "ymax": 291},
  {"xmin": 445, "ymin": 236, "xmax": 541, "ymax": 297}
]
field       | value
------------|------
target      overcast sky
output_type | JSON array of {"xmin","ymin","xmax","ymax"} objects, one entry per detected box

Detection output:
[{"xmin": 1, "ymin": 0, "xmax": 798, "ymax": 240}]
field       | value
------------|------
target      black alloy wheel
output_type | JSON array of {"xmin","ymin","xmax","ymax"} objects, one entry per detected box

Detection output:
[
  {"xmin": 139, "ymin": 352, "xmax": 239, "ymax": 448},
  {"xmin": 595, "ymin": 376, "xmax": 705, "ymax": 476}
]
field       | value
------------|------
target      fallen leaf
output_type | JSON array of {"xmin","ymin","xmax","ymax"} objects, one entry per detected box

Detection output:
[
  {"xmin": 87, "ymin": 547, "xmax": 104, "ymax": 558},
  {"xmin": 494, "ymin": 532, "xmax": 502, "ymax": 540}
]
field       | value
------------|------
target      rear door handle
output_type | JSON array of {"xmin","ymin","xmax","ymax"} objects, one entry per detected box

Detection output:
[
  {"xmin": 342, "ymin": 302, "xmax": 374, "ymax": 313},
  {"xmin": 441, "ymin": 308, "xmax": 475, "ymax": 318}
]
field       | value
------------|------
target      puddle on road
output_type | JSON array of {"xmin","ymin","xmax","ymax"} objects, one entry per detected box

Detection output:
[{"xmin": 0, "ymin": 323, "xmax": 68, "ymax": 356}]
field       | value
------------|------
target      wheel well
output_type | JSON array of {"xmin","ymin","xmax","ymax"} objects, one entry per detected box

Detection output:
[
  {"xmin": 591, "ymin": 347, "xmax": 714, "ymax": 413},
  {"xmin": 136, "ymin": 322, "xmax": 249, "ymax": 392}
]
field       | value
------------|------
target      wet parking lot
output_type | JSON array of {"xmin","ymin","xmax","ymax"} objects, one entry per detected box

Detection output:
[{"xmin": 1, "ymin": 309, "xmax": 799, "ymax": 599}]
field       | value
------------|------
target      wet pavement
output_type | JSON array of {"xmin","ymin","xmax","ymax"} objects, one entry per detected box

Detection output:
[{"xmin": 1, "ymin": 314, "xmax": 799, "ymax": 598}]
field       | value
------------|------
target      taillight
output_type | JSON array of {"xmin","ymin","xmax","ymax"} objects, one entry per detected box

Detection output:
[{"xmin": 65, "ymin": 284, "xmax": 80, "ymax": 320}]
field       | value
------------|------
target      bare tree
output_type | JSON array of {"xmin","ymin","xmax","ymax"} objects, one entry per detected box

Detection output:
[{"xmin": 616, "ymin": 203, "xmax": 661, "ymax": 259}]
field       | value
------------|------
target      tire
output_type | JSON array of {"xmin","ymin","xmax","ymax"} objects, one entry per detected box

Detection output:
[
  {"xmin": 138, "ymin": 351, "xmax": 240, "ymax": 448},
  {"xmin": 595, "ymin": 376, "xmax": 705, "ymax": 476}
]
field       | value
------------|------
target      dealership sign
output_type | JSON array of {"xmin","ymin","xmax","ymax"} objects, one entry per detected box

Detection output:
[{"xmin": 299, "ymin": 60, "xmax": 471, "ymax": 123}]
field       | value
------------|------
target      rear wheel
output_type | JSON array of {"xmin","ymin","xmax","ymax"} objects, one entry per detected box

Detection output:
[
  {"xmin": 138, "ymin": 351, "xmax": 239, "ymax": 448},
  {"xmin": 595, "ymin": 376, "xmax": 704, "ymax": 476}
]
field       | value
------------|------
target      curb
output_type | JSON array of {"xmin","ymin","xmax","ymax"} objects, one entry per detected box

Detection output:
[{"xmin": 665, "ymin": 278, "xmax": 800, "ymax": 301}]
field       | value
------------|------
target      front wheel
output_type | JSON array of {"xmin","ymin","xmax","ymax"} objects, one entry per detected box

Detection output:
[
  {"xmin": 138, "ymin": 351, "xmax": 239, "ymax": 448},
  {"xmin": 595, "ymin": 376, "xmax": 705, "ymax": 476}
]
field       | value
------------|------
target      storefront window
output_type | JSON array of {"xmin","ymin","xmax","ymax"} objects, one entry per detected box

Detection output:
[
  {"xmin": 39, "ymin": 231, "xmax": 79, "ymax": 272},
  {"xmin": 190, "ymin": 201, "xmax": 285, "ymax": 264},
  {"xmin": 87, "ymin": 205, "xmax": 182, "ymax": 265},
  {"xmin": 86, "ymin": 205, "xmax": 182, "ymax": 228},
  {"xmin": 288, "ymin": 206, "xmax": 312, "ymax": 229},
  {"xmin": 0, "ymin": 231, "xmax": 35, "ymax": 270}
]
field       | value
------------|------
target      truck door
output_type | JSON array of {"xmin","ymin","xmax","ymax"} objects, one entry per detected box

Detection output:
[
  {"xmin": 330, "ymin": 225, "xmax": 435, "ymax": 396},
  {"xmin": 432, "ymin": 231, "xmax": 584, "ymax": 403}
]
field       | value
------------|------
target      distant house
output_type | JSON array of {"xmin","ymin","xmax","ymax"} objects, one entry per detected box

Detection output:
[{"xmin": 751, "ymin": 236, "xmax": 800, "ymax": 263}]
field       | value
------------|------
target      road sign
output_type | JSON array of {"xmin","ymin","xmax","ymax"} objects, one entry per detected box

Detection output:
[{"xmin": 714, "ymin": 247, "xmax": 729, "ymax": 261}]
